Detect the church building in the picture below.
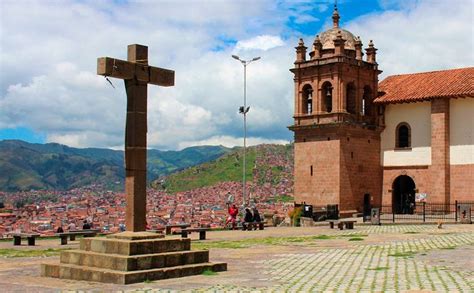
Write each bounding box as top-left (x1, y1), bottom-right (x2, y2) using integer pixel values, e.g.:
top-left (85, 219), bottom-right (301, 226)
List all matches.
top-left (289, 6), bottom-right (473, 215)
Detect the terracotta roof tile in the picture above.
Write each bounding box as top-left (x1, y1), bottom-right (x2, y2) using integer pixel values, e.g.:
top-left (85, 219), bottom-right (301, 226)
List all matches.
top-left (375, 67), bottom-right (474, 104)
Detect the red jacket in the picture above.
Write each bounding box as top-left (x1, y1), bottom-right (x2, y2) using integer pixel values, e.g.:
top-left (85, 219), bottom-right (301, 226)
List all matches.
top-left (228, 206), bottom-right (238, 217)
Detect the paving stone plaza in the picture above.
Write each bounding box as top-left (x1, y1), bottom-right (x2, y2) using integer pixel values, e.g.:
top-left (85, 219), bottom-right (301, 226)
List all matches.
top-left (1, 224), bottom-right (473, 292)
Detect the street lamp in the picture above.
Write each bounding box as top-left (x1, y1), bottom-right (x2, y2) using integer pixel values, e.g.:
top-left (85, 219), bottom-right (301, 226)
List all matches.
top-left (232, 54), bottom-right (261, 207)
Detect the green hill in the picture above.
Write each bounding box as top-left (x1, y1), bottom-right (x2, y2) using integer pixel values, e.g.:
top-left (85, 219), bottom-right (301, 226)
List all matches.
top-left (158, 144), bottom-right (293, 193)
top-left (0, 140), bottom-right (230, 191)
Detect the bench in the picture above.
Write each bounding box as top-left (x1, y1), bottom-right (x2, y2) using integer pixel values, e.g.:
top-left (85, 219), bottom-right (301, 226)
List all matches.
top-left (328, 220), bottom-right (357, 230)
top-left (328, 220), bottom-right (339, 229)
top-left (147, 227), bottom-right (165, 234)
top-left (12, 233), bottom-right (40, 246)
top-left (57, 229), bottom-right (100, 245)
top-left (242, 221), bottom-right (265, 231)
top-left (165, 224), bottom-right (190, 235)
top-left (180, 228), bottom-right (210, 240)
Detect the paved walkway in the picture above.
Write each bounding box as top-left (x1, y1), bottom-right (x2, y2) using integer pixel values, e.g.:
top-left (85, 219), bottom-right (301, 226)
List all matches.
top-left (0, 224), bottom-right (473, 292)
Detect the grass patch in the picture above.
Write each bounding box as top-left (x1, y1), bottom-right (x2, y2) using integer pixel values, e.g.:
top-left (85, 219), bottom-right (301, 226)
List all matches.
top-left (404, 231), bottom-right (420, 234)
top-left (389, 251), bottom-right (416, 258)
top-left (193, 234), bottom-right (337, 250)
top-left (367, 266), bottom-right (389, 271)
top-left (348, 237), bottom-right (365, 241)
top-left (272, 194), bottom-right (294, 203)
top-left (440, 246), bottom-right (456, 250)
top-left (311, 234), bottom-right (333, 240)
top-left (0, 248), bottom-right (69, 258)
top-left (339, 234), bottom-right (368, 238)
top-left (164, 148), bottom-right (257, 193)
top-left (202, 269), bottom-right (218, 276)
top-left (143, 279), bottom-right (153, 283)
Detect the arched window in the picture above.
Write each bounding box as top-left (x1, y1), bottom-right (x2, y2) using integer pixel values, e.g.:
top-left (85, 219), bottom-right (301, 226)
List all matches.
top-left (302, 84), bottom-right (313, 114)
top-left (322, 82), bottom-right (333, 113)
top-left (362, 86), bottom-right (372, 116)
top-left (396, 122), bottom-right (411, 148)
top-left (346, 82), bottom-right (356, 114)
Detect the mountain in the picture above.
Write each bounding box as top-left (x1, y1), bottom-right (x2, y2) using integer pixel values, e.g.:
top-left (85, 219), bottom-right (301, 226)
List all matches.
top-left (0, 140), bottom-right (230, 191)
top-left (158, 144), bottom-right (294, 194)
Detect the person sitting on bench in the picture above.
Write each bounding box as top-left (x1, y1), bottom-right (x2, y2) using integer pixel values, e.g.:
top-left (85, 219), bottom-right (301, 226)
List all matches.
top-left (243, 208), bottom-right (254, 230)
top-left (82, 220), bottom-right (91, 230)
top-left (252, 208), bottom-right (261, 230)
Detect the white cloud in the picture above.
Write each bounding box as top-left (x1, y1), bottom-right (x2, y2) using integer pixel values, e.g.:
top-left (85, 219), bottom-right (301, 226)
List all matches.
top-left (1, 0), bottom-right (473, 151)
top-left (235, 35), bottom-right (285, 51)
top-left (346, 0), bottom-right (474, 78)
top-left (178, 135), bottom-right (289, 150)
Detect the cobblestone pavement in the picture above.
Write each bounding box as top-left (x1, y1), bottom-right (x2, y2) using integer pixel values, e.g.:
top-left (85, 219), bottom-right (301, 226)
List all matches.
top-left (1, 225), bottom-right (473, 292)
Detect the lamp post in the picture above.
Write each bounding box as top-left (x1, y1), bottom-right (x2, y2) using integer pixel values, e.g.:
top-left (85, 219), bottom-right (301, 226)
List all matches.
top-left (232, 55), bottom-right (260, 207)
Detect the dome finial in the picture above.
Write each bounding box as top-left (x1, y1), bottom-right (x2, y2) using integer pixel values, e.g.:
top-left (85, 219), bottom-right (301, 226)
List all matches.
top-left (332, 1), bottom-right (340, 28)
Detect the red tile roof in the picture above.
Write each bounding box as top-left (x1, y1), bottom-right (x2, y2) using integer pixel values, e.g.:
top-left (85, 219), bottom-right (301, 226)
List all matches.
top-left (375, 67), bottom-right (474, 104)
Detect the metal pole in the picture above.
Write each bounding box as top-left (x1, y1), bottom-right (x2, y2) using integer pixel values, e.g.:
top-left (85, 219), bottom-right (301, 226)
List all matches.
top-left (243, 62), bottom-right (247, 207)
top-left (455, 200), bottom-right (458, 222)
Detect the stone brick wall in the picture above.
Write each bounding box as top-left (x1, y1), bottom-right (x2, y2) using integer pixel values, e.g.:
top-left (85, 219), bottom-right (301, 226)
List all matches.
top-left (339, 127), bottom-right (382, 211)
top-left (294, 137), bottom-right (340, 206)
top-left (294, 125), bottom-right (382, 212)
top-left (430, 99), bottom-right (450, 204)
top-left (450, 164), bottom-right (474, 203)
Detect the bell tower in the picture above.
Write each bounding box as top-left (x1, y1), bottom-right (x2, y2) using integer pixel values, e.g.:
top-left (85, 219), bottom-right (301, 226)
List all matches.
top-left (289, 5), bottom-right (383, 215)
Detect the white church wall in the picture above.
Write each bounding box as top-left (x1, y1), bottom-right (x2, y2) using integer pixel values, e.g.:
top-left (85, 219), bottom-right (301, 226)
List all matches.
top-left (381, 101), bottom-right (431, 166)
top-left (450, 98), bottom-right (474, 165)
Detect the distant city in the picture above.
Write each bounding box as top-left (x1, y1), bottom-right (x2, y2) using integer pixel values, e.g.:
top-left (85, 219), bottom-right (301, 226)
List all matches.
top-left (0, 144), bottom-right (294, 236)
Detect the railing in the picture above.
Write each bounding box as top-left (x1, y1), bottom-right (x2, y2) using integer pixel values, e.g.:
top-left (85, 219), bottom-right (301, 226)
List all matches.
top-left (375, 201), bottom-right (473, 223)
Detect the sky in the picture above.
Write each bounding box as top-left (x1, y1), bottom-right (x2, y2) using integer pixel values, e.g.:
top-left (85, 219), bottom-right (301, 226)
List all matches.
top-left (0, 0), bottom-right (472, 150)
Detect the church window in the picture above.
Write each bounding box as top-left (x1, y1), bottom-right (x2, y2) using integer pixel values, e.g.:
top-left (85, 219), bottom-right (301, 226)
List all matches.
top-left (322, 82), bottom-right (333, 113)
top-left (310, 165), bottom-right (313, 176)
top-left (302, 84), bottom-right (313, 114)
top-left (396, 122), bottom-right (411, 148)
top-left (346, 82), bottom-right (356, 114)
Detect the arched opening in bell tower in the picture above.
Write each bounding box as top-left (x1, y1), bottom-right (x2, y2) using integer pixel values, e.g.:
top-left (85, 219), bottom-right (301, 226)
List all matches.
top-left (362, 86), bottom-right (372, 116)
top-left (322, 82), bottom-right (333, 113)
top-left (302, 84), bottom-right (313, 114)
top-left (346, 82), bottom-right (356, 114)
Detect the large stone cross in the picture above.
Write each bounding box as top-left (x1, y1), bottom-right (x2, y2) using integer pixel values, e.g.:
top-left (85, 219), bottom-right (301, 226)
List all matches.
top-left (97, 44), bottom-right (174, 232)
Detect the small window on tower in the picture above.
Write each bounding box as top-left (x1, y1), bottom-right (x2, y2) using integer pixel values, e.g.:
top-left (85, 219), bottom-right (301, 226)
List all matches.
top-left (396, 122), bottom-right (411, 148)
top-left (310, 165), bottom-right (313, 176)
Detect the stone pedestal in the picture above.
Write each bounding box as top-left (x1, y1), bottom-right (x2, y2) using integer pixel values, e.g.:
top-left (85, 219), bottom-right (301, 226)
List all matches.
top-left (41, 232), bottom-right (226, 284)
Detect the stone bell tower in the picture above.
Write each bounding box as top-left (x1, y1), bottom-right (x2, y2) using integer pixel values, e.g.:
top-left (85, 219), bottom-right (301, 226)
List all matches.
top-left (289, 6), bottom-right (383, 215)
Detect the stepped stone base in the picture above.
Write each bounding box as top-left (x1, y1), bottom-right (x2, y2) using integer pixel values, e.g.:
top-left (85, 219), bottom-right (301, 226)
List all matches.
top-left (41, 232), bottom-right (227, 284)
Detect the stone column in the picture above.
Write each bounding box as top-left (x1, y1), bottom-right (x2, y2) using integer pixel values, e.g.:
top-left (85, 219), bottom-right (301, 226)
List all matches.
top-left (430, 98), bottom-right (450, 204)
top-left (124, 45), bottom-right (148, 232)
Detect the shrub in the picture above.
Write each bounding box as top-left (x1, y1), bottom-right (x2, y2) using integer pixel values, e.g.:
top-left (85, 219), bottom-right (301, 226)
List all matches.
top-left (288, 207), bottom-right (303, 226)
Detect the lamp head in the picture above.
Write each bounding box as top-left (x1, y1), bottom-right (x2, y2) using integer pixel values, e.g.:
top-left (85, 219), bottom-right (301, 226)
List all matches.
top-left (252, 57), bottom-right (261, 61)
top-left (232, 55), bottom-right (240, 60)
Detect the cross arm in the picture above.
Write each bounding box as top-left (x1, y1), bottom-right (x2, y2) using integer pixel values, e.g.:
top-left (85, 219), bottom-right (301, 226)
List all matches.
top-left (97, 57), bottom-right (174, 87)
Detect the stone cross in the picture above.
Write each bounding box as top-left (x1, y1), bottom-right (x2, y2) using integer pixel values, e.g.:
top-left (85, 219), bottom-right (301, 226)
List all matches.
top-left (97, 44), bottom-right (174, 232)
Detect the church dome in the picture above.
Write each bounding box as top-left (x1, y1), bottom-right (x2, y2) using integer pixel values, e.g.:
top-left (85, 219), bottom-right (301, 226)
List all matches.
top-left (313, 5), bottom-right (358, 51)
top-left (318, 28), bottom-right (357, 50)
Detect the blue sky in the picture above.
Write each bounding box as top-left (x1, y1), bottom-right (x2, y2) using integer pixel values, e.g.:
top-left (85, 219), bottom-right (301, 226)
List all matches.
top-left (0, 0), bottom-right (472, 149)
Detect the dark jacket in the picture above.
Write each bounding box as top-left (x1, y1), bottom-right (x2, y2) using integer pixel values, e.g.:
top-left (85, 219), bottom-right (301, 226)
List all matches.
top-left (253, 210), bottom-right (261, 222)
top-left (244, 209), bottom-right (253, 222)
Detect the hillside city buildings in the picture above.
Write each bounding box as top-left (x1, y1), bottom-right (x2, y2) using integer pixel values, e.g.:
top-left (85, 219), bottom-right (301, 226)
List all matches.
top-left (0, 145), bottom-right (293, 236)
